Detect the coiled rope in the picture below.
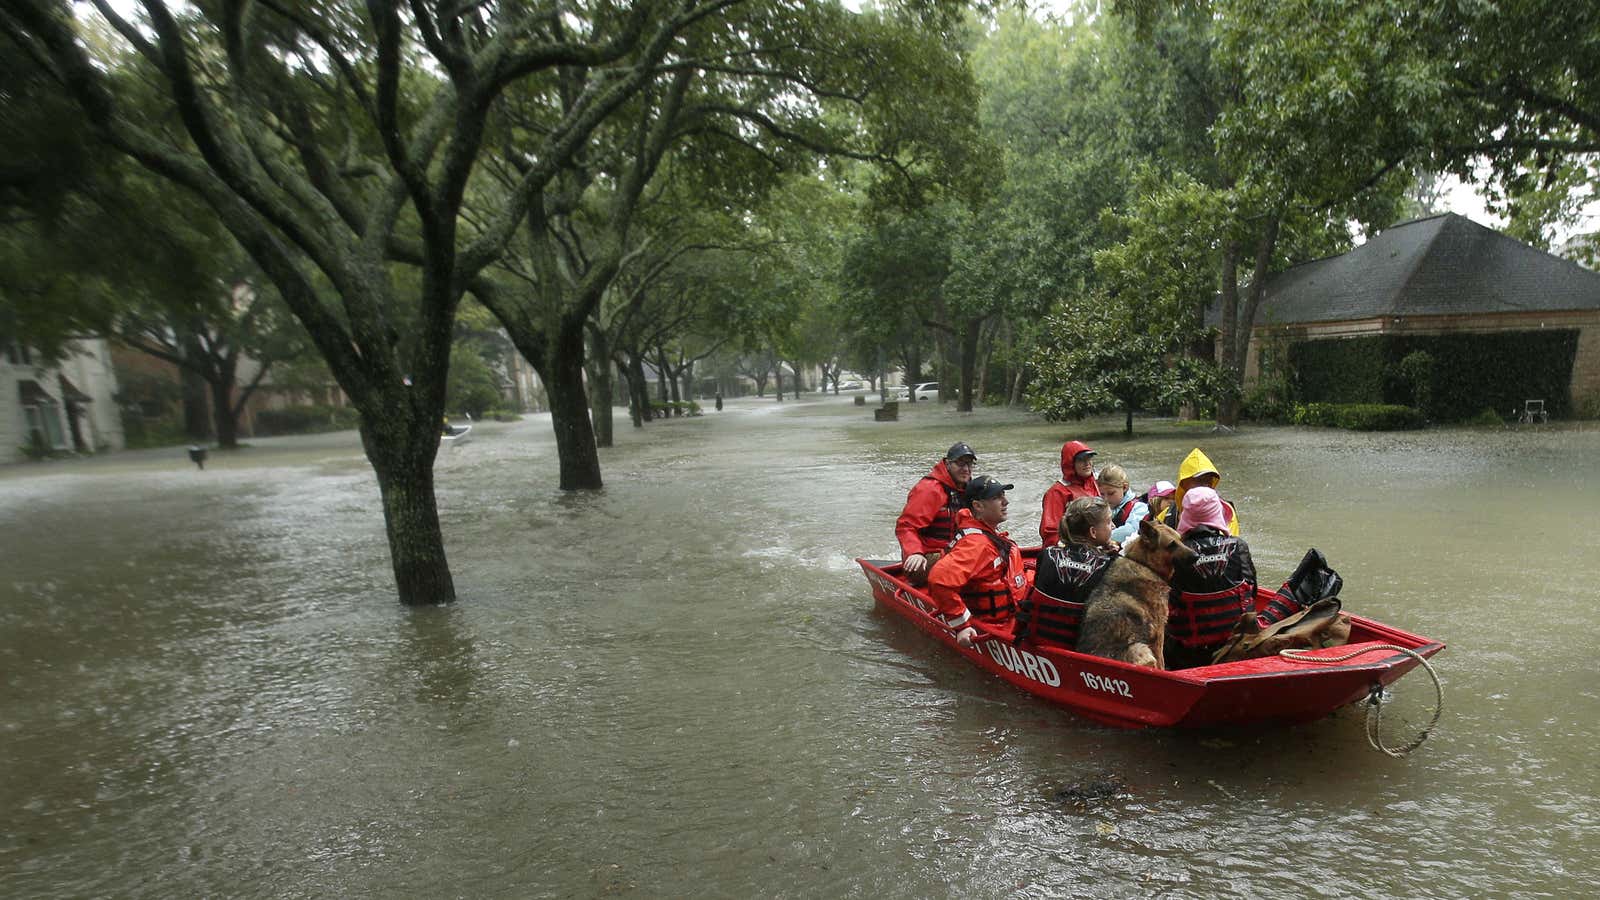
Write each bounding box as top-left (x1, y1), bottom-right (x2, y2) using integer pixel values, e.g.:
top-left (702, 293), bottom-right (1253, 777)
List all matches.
top-left (1279, 644), bottom-right (1443, 757)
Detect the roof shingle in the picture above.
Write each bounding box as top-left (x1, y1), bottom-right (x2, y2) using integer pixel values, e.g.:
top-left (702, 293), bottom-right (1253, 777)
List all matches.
top-left (1253, 213), bottom-right (1600, 327)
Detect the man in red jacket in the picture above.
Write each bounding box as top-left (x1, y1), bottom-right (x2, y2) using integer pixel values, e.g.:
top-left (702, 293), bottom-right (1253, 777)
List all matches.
top-left (927, 475), bottom-right (1031, 648)
top-left (1039, 440), bottom-right (1100, 546)
top-left (895, 442), bottom-right (976, 585)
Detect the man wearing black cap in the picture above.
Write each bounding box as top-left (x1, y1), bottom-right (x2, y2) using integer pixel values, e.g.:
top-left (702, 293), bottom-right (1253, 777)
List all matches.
top-left (894, 441), bottom-right (977, 586)
top-left (926, 475), bottom-right (1031, 647)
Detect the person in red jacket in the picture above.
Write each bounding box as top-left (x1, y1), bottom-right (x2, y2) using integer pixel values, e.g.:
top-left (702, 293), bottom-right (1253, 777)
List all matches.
top-left (1039, 440), bottom-right (1100, 546)
top-left (895, 442), bottom-right (976, 585)
top-left (927, 475), bottom-right (1031, 648)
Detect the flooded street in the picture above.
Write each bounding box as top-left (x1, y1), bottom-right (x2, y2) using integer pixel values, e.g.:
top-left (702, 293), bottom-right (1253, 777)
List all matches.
top-left (2, 398), bottom-right (1597, 897)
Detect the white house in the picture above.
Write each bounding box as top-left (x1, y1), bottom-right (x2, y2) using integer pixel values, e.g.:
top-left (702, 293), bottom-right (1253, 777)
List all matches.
top-left (3, 339), bottom-right (125, 462)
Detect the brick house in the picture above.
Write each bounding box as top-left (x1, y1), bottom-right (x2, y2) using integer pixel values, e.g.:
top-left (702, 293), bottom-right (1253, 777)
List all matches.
top-left (1241, 213), bottom-right (1600, 414)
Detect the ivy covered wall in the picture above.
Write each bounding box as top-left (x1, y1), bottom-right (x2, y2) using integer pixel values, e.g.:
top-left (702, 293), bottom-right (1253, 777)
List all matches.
top-left (1287, 330), bottom-right (1580, 420)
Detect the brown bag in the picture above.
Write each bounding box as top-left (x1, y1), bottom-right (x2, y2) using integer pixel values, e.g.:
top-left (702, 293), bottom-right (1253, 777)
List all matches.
top-left (1210, 597), bottom-right (1352, 664)
top-left (904, 551), bottom-right (943, 587)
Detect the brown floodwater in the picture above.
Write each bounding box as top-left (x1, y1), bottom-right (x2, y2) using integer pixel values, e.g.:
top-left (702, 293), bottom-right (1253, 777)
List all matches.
top-left (2, 397), bottom-right (1596, 897)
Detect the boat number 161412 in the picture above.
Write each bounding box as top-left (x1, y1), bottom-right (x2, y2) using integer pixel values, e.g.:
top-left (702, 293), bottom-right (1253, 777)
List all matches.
top-left (1080, 672), bottom-right (1133, 697)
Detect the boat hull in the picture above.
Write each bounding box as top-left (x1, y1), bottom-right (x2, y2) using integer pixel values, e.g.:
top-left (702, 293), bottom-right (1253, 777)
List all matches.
top-left (858, 556), bottom-right (1444, 729)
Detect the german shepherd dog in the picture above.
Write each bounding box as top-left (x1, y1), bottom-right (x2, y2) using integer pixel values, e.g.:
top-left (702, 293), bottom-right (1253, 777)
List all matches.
top-left (1076, 518), bottom-right (1197, 669)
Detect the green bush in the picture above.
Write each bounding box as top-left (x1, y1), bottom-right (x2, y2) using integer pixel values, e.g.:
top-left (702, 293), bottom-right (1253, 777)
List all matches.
top-left (120, 410), bottom-right (189, 449)
top-left (1395, 350), bottom-right (1434, 415)
top-left (1463, 407), bottom-right (1507, 426)
top-left (1333, 404), bottom-right (1425, 430)
top-left (487, 409), bottom-right (521, 422)
top-left (1288, 330), bottom-right (1579, 422)
top-left (1241, 374), bottom-right (1293, 423)
top-left (1290, 402), bottom-right (1339, 427)
top-left (255, 405), bottom-right (360, 436)
top-left (1291, 402), bottom-right (1423, 430)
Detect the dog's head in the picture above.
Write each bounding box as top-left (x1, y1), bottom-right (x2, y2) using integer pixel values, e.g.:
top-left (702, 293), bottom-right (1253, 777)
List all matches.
top-left (1128, 517), bottom-right (1197, 581)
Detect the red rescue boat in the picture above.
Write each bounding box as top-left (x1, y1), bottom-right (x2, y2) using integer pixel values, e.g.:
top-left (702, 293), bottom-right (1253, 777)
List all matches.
top-left (857, 554), bottom-right (1445, 730)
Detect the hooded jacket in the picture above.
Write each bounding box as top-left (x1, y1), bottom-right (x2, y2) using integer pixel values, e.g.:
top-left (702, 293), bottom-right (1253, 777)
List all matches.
top-left (1039, 440), bottom-right (1101, 546)
top-left (1162, 448), bottom-right (1240, 537)
top-left (926, 509), bottom-right (1030, 631)
top-left (895, 459), bottom-right (965, 560)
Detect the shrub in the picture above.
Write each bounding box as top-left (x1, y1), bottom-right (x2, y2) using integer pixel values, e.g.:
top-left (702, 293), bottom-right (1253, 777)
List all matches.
top-left (1291, 402), bottom-right (1423, 430)
top-left (1463, 408), bottom-right (1507, 426)
top-left (1290, 402), bottom-right (1339, 427)
top-left (1395, 350), bottom-right (1434, 416)
top-left (1333, 404), bottom-right (1425, 430)
top-left (120, 409), bottom-right (189, 449)
top-left (255, 405), bottom-right (360, 436)
top-left (1242, 374), bottom-right (1293, 423)
top-left (1289, 330), bottom-right (1578, 421)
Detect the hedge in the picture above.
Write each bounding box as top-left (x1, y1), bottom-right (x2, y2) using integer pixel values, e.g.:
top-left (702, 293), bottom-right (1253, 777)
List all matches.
top-left (1287, 330), bottom-right (1579, 421)
top-left (1291, 402), bottom-right (1425, 430)
top-left (255, 405), bottom-right (360, 436)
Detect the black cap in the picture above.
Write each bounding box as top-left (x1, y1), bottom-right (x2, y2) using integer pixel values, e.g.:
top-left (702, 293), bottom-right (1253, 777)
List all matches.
top-left (946, 441), bottom-right (977, 462)
top-left (962, 474), bottom-right (1013, 505)
top-left (1074, 449), bottom-right (1097, 460)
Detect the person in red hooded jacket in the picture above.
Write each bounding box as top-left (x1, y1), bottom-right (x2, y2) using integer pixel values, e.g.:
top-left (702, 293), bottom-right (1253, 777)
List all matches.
top-left (927, 475), bottom-right (1031, 647)
top-left (1039, 440), bottom-right (1100, 546)
top-left (895, 442), bottom-right (976, 585)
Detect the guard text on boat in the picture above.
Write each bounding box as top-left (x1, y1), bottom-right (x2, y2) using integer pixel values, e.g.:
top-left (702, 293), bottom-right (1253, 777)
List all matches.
top-left (983, 642), bottom-right (1061, 687)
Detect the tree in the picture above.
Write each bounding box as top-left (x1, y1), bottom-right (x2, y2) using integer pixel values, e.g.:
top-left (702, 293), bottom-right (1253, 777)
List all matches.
top-left (1030, 175), bottom-right (1232, 434)
top-left (1031, 304), bottom-right (1229, 436)
top-left (1210, 0), bottom-right (1600, 271)
top-left (118, 279), bottom-right (312, 449)
top-left (468, 1), bottom-right (980, 485)
top-left (7, 0), bottom-right (795, 604)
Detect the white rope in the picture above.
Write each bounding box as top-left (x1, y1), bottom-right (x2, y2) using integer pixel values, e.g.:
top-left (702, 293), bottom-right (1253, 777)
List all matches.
top-left (1279, 644), bottom-right (1443, 757)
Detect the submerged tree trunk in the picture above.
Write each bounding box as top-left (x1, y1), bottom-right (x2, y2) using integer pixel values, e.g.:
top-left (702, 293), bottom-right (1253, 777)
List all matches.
top-left (957, 316), bottom-right (982, 413)
top-left (774, 364), bottom-right (785, 401)
top-left (588, 359), bottom-right (615, 449)
top-left (623, 356), bottom-right (645, 429)
top-left (587, 327), bottom-right (615, 448)
top-left (210, 377), bottom-right (239, 449)
top-left (627, 354), bottom-right (652, 423)
top-left (361, 418), bottom-right (456, 605)
top-left (543, 326), bottom-right (604, 490)
top-left (1008, 367), bottom-right (1028, 407)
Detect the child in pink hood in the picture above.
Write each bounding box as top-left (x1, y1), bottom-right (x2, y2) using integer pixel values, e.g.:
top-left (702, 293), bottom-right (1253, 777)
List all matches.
top-left (1167, 486), bottom-right (1257, 669)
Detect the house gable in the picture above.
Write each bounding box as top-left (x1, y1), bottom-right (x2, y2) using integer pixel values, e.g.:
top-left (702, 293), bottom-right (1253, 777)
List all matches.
top-left (1254, 213), bottom-right (1600, 328)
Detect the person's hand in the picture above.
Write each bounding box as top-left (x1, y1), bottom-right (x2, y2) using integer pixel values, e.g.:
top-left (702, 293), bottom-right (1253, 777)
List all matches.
top-left (1107, 539), bottom-right (1122, 555)
top-left (955, 626), bottom-right (978, 648)
top-left (903, 553), bottom-right (929, 576)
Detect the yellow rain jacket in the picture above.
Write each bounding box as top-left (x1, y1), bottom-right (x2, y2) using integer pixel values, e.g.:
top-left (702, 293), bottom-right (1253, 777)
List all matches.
top-left (1166, 448), bottom-right (1241, 536)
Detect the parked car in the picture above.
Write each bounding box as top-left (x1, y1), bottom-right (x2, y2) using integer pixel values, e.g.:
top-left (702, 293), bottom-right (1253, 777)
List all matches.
top-left (899, 381), bottom-right (939, 401)
top-left (837, 380), bottom-right (863, 391)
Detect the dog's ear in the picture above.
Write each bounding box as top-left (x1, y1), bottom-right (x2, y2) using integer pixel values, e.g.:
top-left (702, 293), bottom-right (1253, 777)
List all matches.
top-left (1138, 517), bottom-right (1157, 542)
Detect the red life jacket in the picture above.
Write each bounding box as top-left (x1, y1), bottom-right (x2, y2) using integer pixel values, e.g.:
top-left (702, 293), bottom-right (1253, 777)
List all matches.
top-left (1111, 496), bottom-right (1136, 528)
top-left (1168, 581), bottom-right (1254, 648)
top-left (917, 476), bottom-right (963, 550)
top-left (951, 526), bottom-right (1025, 623)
